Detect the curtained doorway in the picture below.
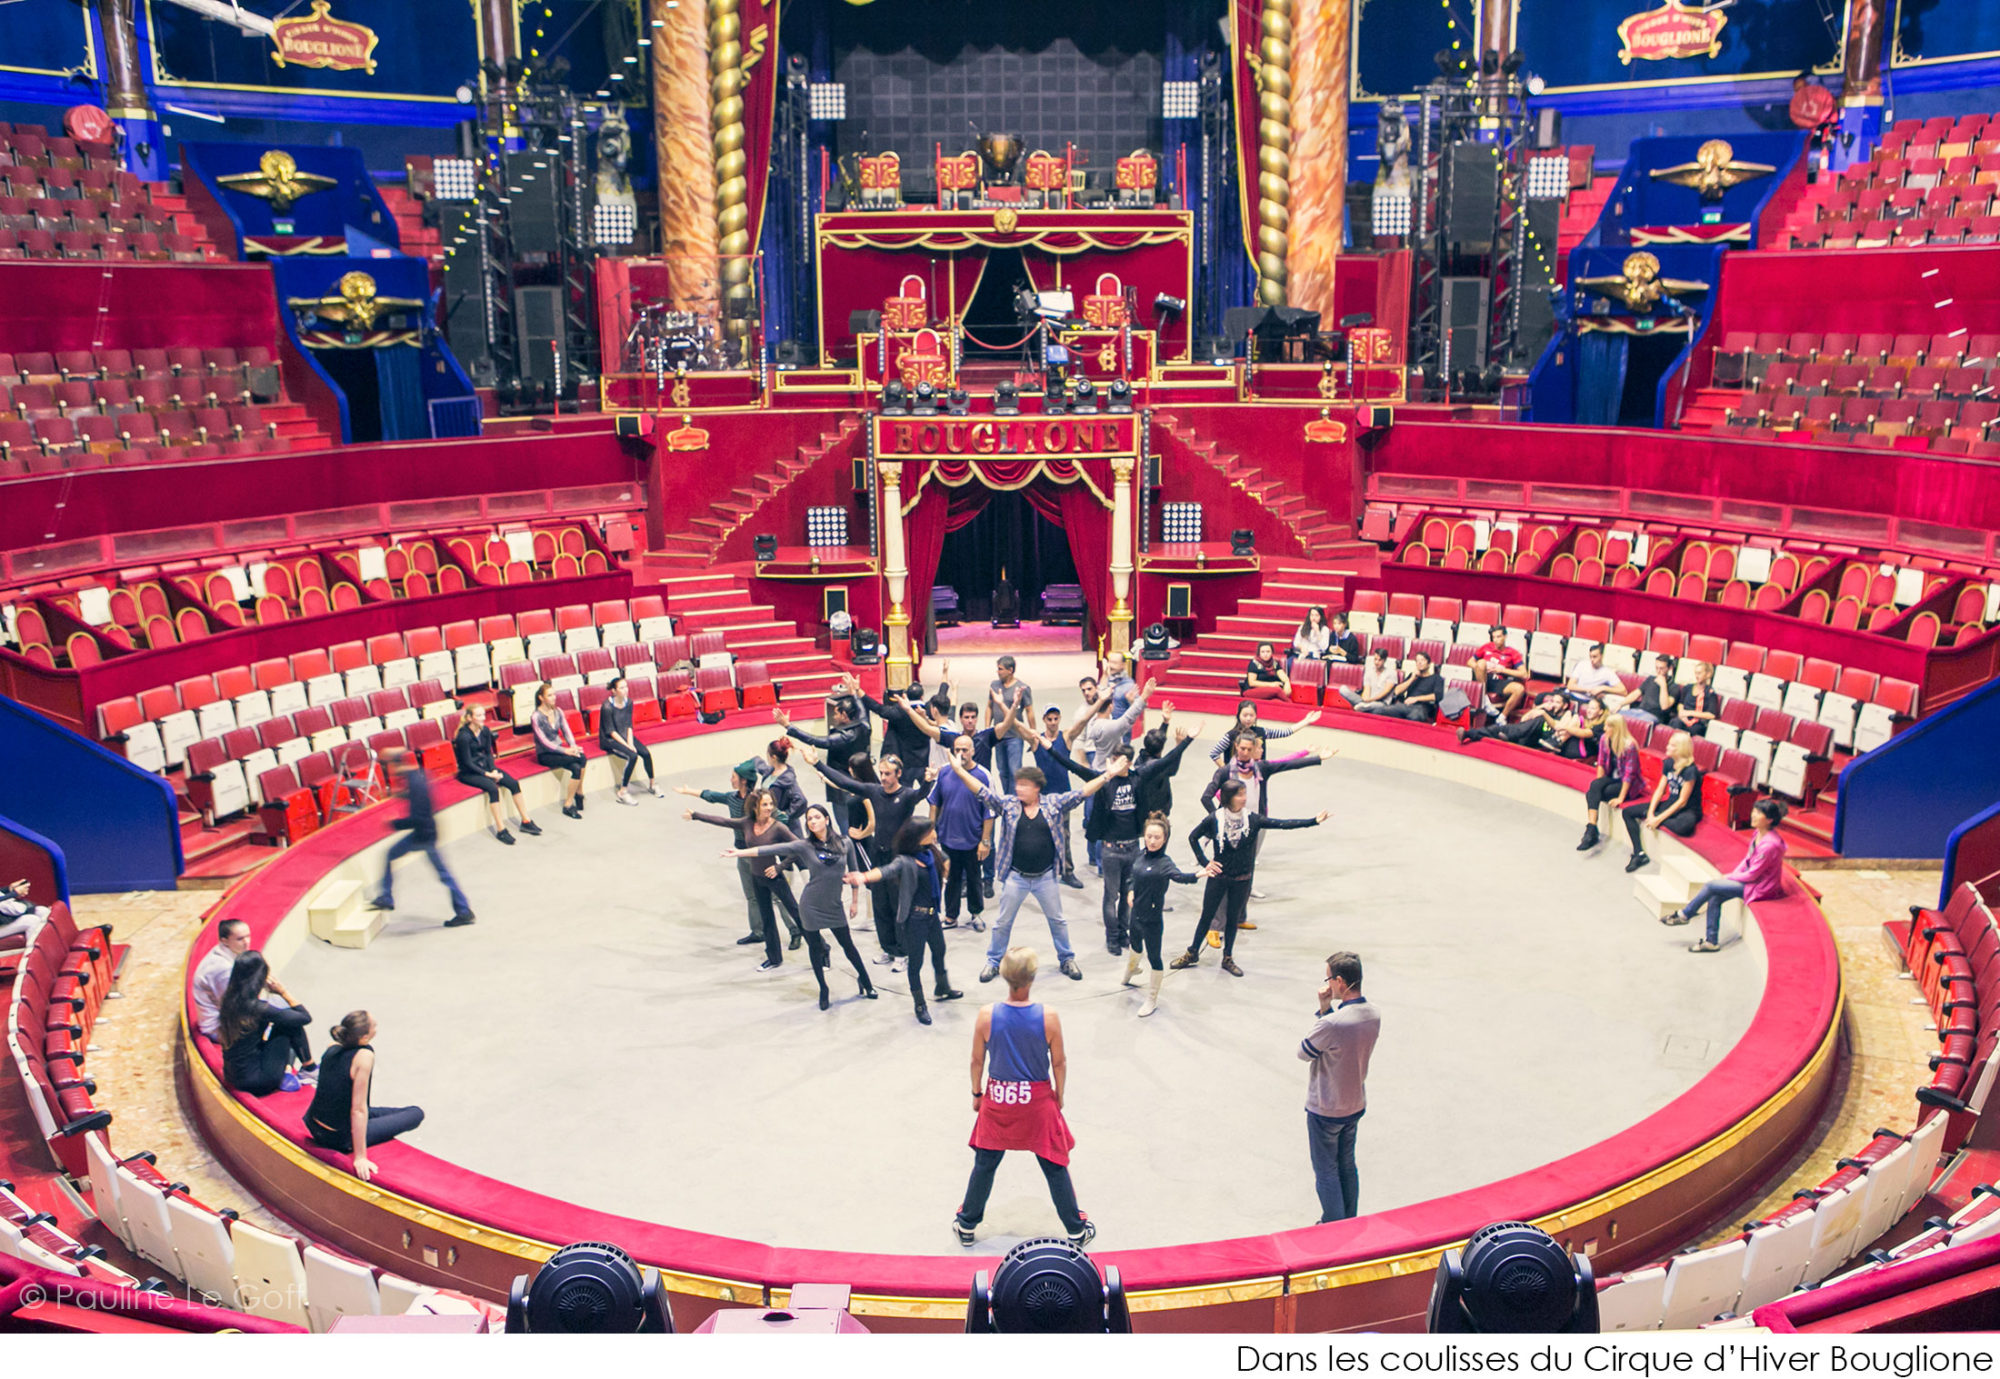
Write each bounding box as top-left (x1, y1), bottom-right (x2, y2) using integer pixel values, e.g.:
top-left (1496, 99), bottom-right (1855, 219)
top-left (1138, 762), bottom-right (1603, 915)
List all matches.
top-left (937, 489), bottom-right (1080, 623)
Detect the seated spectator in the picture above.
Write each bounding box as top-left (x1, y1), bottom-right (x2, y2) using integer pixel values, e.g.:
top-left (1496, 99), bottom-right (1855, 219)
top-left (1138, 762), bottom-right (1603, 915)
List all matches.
top-left (1673, 662), bottom-right (1723, 735)
top-left (1467, 628), bottom-right (1528, 722)
top-left (1337, 649), bottom-right (1398, 710)
top-left (1666, 800), bottom-right (1789, 953)
top-left (1353, 652), bottom-right (1443, 722)
top-left (1458, 691), bottom-right (1569, 750)
top-left (305, 1011), bottom-right (423, 1183)
top-left (1622, 654), bottom-right (1682, 726)
top-left (1290, 606), bottom-right (1332, 666)
top-left (0, 879), bottom-right (51, 947)
top-left (1623, 730), bottom-right (1703, 872)
top-left (1564, 643), bottom-right (1625, 706)
top-left (1578, 713), bottom-right (1642, 852)
top-left (191, 917), bottom-right (252, 1041)
top-left (217, 950), bottom-right (313, 1096)
top-left (1326, 612), bottom-right (1362, 665)
top-left (1240, 641), bottom-right (1290, 699)
top-left (598, 676), bottom-right (663, 805)
top-left (1549, 697), bottom-right (1605, 761)
top-left (454, 703), bottom-right (540, 843)
top-left (530, 682), bottom-right (588, 819)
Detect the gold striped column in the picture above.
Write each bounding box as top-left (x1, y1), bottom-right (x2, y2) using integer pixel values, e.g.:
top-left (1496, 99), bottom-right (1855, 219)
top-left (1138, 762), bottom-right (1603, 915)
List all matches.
top-left (651, 0), bottom-right (718, 317)
top-left (710, 0), bottom-right (754, 336)
top-left (1287, 0), bottom-right (1349, 323)
top-left (1256, 0), bottom-right (1294, 307)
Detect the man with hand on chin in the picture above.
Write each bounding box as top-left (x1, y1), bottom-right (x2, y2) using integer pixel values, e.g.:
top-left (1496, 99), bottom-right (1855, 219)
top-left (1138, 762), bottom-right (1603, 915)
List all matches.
top-left (1299, 951), bottom-right (1380, 1224)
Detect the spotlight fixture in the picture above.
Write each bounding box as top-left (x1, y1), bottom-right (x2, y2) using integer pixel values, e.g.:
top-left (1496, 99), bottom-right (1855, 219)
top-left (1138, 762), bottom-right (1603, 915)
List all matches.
top-left (966, 1239), bottom-right (1131, 1334)
top-left (882, 379), bottom-right (907, 414)
top-left (506, 1243), bottom-right (674, 1334)
top-left (994, 380), bottom-right (1020, 415)
top-left (1229, 528), bottom-right (1255, 557)
top-left (753, 533), bottom-right (778, 562)
top-left (913, 380), bottom-right (938, 415)
top-left (591, 200), bottom-right (637, 246)
top-left (1161, 501), bottom-right (1202, 544)
top-left (947, 387), bottom-right (970, 416)
top-left (1071, 376), bottom-right (1097, 414)
top-left (1161, 80), bottom-right (1200, 119)
top-left (1140, 622), bottom-right (1173, 660)
top-left (1481, 48), bottom-right (1501, 77)
top-left (850, 627), bottom-right (882, 664)
top-left (805, 506), bottom-right (849, 548)
top-left (1153, 293), bottom-right (1186, 317)
top-left (1428, 1222), bottom-right (1598, 1334)
top-left (431, 157), bottom-right (478, 201)
top-left (1106, 378), bottom-right (1132, 413)
top-left (808, 82), bottom-right (848, 121)
top-left (1502, 49), bottom-right (1527, 77)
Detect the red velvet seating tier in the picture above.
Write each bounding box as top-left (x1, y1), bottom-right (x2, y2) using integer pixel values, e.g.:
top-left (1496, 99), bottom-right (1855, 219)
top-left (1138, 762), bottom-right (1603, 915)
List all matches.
top-left (183, 707), bottom-right (1841, 1332)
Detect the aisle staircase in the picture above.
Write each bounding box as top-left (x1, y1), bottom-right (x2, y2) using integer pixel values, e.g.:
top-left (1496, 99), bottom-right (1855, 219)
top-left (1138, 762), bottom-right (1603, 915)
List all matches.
top-left (1144, 558), bottom-right (1367, 701)
top-left (1155, 416), bottom-right (1372, 562)
top-left (652, 418), bottom-right (861, 565)
top-left (1554, 174), bottom-right (1618, 282)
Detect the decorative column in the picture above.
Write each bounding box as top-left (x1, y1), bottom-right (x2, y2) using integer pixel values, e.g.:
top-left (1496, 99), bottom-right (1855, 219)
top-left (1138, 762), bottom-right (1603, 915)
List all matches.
top-left (96, 0), bottom-right (165, 180)
top-left (1254, 0), bottom-right (1293, 307)
top-left (1286, 0), bottom-right (1349, 324)
top-left (710, 0), bottom-right (755, 339)
top-left (1839, 0), bottom-right (1890, 164)
top-left (1108, 455), bottom-right (1136, 656)
top-left (881, 461), bottom-right (912, 689)
top-left (651, 0), bottom-right (718, 315)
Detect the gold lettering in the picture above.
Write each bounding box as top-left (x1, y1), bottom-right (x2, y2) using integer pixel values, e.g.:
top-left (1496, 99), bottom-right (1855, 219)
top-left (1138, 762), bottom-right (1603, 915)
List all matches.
top-left (944, 422), bottom-right (967, 454)
top-left (891, 422), bottom-right (914, 454)
top-left (1042, 421), bottom-right (1070, 453)
top-left (918, 423), bottom-right (942, 454)
top-left (970, 421), bottom-right (996, 454)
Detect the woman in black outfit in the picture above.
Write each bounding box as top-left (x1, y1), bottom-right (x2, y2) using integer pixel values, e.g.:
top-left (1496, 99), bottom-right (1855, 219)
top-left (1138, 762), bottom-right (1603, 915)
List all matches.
top-left (727, 803), bottom-right (877, 1010)
top-left (1623, 730), bottom-right (1705, 872)
top-left (1122, 812), bottom-right (1199, 1017)
top-left (689, 789), bottom-right (804, 967)
top-left (598, 676), bottom-right (662, 805)
top-left (1173, 780), bottom-right (1327, 976)
top-left (530, 682), bottom-right (588, 818)
top-left (453, 703), bottom-right (540, 843)
top-left (848, 817), bottom-right (961, 1025)
top-left (760, 737), bottom-right (812, 823)
top-left (218, 950), bottom-right (314, 1095)
top-left (305, 1011), bottom-right (423, 1184)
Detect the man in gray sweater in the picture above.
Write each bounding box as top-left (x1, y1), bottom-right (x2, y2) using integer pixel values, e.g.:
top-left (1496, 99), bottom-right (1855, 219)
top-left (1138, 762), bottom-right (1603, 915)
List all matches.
top-left (1298, 951), bottom-right (1380, 1224)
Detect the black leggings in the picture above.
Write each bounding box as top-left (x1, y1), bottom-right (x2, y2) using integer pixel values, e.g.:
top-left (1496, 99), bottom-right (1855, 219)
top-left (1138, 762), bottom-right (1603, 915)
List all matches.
top-left (1190, 874), bottom-right (1253, 957)
top-left (308, 1104), bottom-right (426, 1153)
top-left (1623, 802), bottom-right (1698, 852)
top-left (803, 925), bottom-right (872, 994)
top-left (943, 844), bottom-right (985, 919)
top-left (456, 768), bottom-right (520, 803)
top-left (1464, 720), bottom-right (1545, 748)
top-left (602, 740), bottom-right (654, 787)
top-left (535, 748), bottom-right (586, 777)
top-left (902, 905), bottom-right (950, 1010)
top-left (1129, 914), bottom-right (1165, 970)
top-left (956, 1147), bottom-right (1083, 1234)
top-left (1584, 777), bottom-right (1630, 813)
top-left (227, 1023), bottom-right (311, 1097)
top-left (754, 875), bottom-right (805, 962)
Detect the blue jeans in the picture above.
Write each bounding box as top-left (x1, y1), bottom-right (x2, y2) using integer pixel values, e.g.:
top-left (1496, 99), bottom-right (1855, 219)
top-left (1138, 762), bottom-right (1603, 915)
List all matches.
top-left (1307, 1110), bottom-right (1363, 1223)
top-left (1681, 879), bottom-right (1745, 944)
top-left (993, 734), bottom-right (1024, 795)
top-left (376, 833), bottom-right (470, 916)
top-left (987, 870), bottom-right (1074, 966)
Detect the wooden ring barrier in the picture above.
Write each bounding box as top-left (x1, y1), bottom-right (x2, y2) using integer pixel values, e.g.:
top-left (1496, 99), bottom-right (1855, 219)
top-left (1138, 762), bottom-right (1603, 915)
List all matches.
top-left (182, 714), bottom-right (1842, 1332)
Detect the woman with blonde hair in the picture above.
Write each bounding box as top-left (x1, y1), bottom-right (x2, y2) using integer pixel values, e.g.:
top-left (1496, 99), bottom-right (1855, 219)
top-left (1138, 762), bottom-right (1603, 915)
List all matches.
top-left (453, 702), bottom-right (539, 843)
top-left (1622, 730), bottom-right (1704, 872)
top-left (1578, 712), bottom-right (1642, 853)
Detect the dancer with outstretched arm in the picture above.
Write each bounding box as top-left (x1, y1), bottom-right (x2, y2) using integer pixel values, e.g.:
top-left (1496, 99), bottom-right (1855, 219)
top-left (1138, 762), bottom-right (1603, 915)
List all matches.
top-left (1174, 780), bottom-right (1328, 976)
top-left (1122, 812), bottom-right (1201, 1017)
top-left (686, 789), bottom-right (802, 970)
top-left (847, 817), bottom-right (962, 1025)
top-left (726, 803), bottom-right (878, 1009)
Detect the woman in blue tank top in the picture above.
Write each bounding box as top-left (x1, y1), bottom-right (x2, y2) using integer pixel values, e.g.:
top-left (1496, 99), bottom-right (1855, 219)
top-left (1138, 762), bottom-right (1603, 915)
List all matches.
top-left (952, 946), bottom-right (1093, 1248)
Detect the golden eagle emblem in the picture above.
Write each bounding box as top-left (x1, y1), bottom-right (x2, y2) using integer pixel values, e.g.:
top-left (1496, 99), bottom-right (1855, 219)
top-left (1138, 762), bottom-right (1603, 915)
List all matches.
top-left (1648, 139), bottom-right (1775, 202)
top-left (1574, 252), bottom-right (1708, 314)
top-left (287, 271), bottom-right (423, 334)
top-left (216, 150), bottom-right (338, 214)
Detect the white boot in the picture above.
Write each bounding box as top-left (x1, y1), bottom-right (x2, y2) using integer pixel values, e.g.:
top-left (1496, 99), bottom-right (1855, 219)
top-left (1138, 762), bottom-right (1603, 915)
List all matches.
top-left (1121, 949), bottom-right (1143, 988)
top-left (1139, 969), bottom-right (1163, 1018)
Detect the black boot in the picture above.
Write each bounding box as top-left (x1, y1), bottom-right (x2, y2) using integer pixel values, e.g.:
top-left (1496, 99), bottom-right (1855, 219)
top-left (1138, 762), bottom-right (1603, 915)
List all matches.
top-left (1577, 824), bottom-right (1599, 851)
top-left (818, 982), bottom-right (831, 1011)
top-left (1625, 851), bottom-right (1651, 873)
top-left (935, 974), bottom-right (964, 1000)
top-left (914, 998), bottom-right (932, 1026)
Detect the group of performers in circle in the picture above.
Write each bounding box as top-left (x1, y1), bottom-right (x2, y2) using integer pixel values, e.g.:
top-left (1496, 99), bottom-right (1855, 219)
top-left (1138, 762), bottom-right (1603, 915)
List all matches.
top-left (678, 658), bottom-right (1332, 1025)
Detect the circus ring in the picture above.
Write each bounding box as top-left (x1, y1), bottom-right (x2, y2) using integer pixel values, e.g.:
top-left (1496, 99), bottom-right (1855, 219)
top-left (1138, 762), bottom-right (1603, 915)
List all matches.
top-left (178, 711), bottom-right (1841, 1333)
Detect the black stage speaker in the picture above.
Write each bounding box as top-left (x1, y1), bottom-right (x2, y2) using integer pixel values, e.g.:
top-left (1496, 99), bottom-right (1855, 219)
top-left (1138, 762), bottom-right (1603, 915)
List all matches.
top-left (1165, 583), bottom-right (1192, 619)
top-left (849, 309), bottom-right (883, 335)
top-left (504, 152), bottom-right (564, 257)
top-left (438, 203), bottom-right (490, 369)
top-left (1521, 200), bottom-right (1561, 288)
top-left (1531, 108), bottom-right (1564, 151)
top-left (514, 285), bottom-right (566, 387)
top-left (852, 457), bottom-right (869, 493)
top-left (1517, 290), bottom-right (1558, 366)
top-left (1346, 182), bottom-right (1376, 251)
top-left (1143, 454), bottom-right (1161, 489)
top-left (823, 586), bottom-right (849, 621)
top-left (1447, 143), bottom-right (1501, 254)
top-left (1440, 277), bottom-right (1490, 374)
top-left (615, 415), bottom-right (643, 439)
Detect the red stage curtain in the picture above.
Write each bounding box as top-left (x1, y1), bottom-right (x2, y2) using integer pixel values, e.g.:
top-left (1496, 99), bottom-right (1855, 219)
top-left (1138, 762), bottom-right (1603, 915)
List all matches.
top-left (902, 481), bottom-right (953, 666)
top-left (1057, 481), bottom-right (1113, 649)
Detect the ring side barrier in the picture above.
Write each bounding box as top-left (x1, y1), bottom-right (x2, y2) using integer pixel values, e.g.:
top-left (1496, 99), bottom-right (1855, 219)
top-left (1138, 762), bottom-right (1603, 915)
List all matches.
top-left (1836, 679), bottom-right (2000, 858)
top-left (0, 696), bottom-right (181, 893)
top-left (183, 710), bottom-right (1843, 1332)
top-left (0, 1254), bottom-right (299, 1334)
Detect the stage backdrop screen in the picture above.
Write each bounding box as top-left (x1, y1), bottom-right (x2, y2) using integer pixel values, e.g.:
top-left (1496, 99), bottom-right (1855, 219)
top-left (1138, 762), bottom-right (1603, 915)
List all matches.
top-left (1894, 0), bottom-right (2000, 68)
top-left (1516, 0), bottom-right (1841, 93)
top-left (145, 0), bottom-right (481, 106)
top-left (830, 0), bottom-right (1166, 181)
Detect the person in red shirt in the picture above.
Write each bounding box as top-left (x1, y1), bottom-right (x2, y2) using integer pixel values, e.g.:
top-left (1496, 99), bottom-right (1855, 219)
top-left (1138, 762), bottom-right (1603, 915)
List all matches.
top-left (1468, 629), bottom-right (1528, 722)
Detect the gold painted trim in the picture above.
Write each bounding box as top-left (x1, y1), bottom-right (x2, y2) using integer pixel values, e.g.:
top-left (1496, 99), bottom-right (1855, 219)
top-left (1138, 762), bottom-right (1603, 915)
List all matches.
top-left (1889, 0), bottom-right (2000, 68)
top-left (1, 0), bottom-right (98, 82)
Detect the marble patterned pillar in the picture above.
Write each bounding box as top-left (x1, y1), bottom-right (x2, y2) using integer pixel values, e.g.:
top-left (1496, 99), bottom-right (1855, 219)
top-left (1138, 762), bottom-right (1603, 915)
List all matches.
top-left (651, 0), bottom-right (719, 313)
top-left (1287, 0), bottom-right (1349, 324)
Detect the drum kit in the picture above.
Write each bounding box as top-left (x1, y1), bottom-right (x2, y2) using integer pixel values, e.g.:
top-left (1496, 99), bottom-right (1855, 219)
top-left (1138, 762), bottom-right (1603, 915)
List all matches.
top-left (624, 303), bottom-right (730, 373)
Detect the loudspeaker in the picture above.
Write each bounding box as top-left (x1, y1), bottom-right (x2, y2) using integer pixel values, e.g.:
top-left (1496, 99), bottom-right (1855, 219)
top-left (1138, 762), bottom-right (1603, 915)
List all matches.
top-left (1143, 454), bottom-right (1161, 489)
top-left (504, 152), bottom-right (564, 257)
top-left (823, 586), bottom-right (849, 621)
top-left (615, 414), bottom-right (643, 438)
top-left (245, 363), bottom-right (282, 402)
top-left (1516, 290), bottom-right (1558, 365)
top-left (1531, 108), bottom-right (1563, 151)
top-left (438, 203), bottom-right (491, 369)
top-left (849, 309), bottom-right (882, 335)
top-left (1440, 277), bottom-right (1489, 374)
top-left (852, 457), bottom-right (869, 493)
top-left (1447, 143), bottom-right (1501, 254)
top-left (1222, 306), bottom-right (1267, 340)
top-left (1354, 403), bottom-right (1394, 430)
top-left (1346, 182), bottom-right (1376, 251)
top-left (1165, 583), bottom-right (1192, 619)
top-left (514, 285), bottom-right (566, 386)
top-left (1521, 200), bottom-right (1561, 288)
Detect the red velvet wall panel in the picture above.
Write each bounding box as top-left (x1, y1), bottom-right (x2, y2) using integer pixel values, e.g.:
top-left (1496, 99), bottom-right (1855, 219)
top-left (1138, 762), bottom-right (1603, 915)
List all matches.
top-left (0, 261), bottom-right (281, 353)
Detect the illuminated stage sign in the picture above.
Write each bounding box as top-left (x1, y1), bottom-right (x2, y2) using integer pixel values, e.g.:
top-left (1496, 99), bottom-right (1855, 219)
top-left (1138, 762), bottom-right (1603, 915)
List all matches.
top-left (875, 415), bottom-right (1137, 458)
top-left (1616, 0), bottom-right (1728, 64)
top-left (271, 1), bottom-right (381, 74)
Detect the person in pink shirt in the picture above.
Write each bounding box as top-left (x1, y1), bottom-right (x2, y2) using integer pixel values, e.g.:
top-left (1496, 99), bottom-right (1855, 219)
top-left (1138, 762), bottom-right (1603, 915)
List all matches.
top-left (1666, 799), bottom-right (1788, 953)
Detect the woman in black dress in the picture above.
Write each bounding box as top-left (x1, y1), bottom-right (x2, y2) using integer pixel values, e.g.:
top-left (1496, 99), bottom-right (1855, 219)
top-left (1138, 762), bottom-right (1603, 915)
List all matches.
top-left (688, 789), bottom-right (803, 968)
top-left (218, 950), bottom-right (314, 1095)
top-left (304, 1011), bottom-right (424, 1184)
top-left (1174, 780), bottom-right (1328, 977)
top-left (727, 804), bottom-right (877, 1009)
top-left (847, 817), bottom-right (962, 1025)
top-left (1120, 812), bottom-right (1200, 1017)
top-left (453, 703), bottom-right (540, 843)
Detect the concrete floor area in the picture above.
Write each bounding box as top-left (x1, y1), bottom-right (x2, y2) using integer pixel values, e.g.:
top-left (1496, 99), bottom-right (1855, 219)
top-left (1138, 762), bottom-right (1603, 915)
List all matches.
top-left (276, 724), bottom-right (1765, 1255)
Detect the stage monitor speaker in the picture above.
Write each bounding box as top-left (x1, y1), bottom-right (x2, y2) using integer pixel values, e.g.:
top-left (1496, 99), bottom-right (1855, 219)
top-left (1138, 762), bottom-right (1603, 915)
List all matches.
top-left (437, 203), bottom-right (491, 369)
top-left (615, 415), bottom-right (643, 439)
top-left (1440, 277), bottom-right (1490, 374)
top-left (823, 586), bottom-right (849, 622)
top-left (1516, 290), bottom-right (1558, 366)
top-left (1165, 583), bottom-right (1192, 620)
top-left (504, 152), bottom-right (564, 258)
top-left (1522, 200), bottom-right (1561, 288)
top-left (245, 363), bottom-right (282, 403)
top-left (1447, 143), bottom-right (1501, 254)
top-left (1222, 306), bottom-right (1268, 341)
top-left (852, 458), bottom-right (869, 493)
top-left (1346, 182), bottom-right (1376, 251)
top-left (1143, 454), bottom-right (1161, 489)
top-left (1532, 108), bottom-right (1563, 151)
top-left (514, 285), bottom-right (566, 387)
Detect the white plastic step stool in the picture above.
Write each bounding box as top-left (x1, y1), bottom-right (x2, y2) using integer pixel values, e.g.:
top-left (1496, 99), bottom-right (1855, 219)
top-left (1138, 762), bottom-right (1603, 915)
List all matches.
top-left (307, 880), bottom-right (380, 949)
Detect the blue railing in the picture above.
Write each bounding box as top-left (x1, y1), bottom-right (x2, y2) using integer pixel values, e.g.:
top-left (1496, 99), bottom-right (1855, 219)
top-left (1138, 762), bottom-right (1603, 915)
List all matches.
top-left (1835, 678), bottom-right (2000, 861)
top-left (0, 696), bottom-right (182, 893)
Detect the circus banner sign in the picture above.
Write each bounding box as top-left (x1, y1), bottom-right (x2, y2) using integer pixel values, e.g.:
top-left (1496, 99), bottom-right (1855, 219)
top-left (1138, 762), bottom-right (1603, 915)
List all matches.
top-left (271, 1), bottom-right (381, 74)
top-left (875, 415), bottom-right (1137, 459)
top-left (1616, 0), bottom-right (1728, 64)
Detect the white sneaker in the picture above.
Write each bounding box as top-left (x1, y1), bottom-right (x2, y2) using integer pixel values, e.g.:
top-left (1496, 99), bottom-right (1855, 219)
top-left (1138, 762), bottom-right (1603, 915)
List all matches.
top-left (650, 784), bottom-right (668, 798)
top-left (872, 951), bottom-right (897, 965)
top-left (1250, 889), bottom-right (1269, 901)
top-left (616, 789), bottom-right (638, 806)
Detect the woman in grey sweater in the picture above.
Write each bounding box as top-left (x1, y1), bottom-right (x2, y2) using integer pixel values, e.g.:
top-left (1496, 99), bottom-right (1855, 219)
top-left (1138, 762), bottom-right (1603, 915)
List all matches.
top-left (728, 804), bottom-right (877, 1010)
